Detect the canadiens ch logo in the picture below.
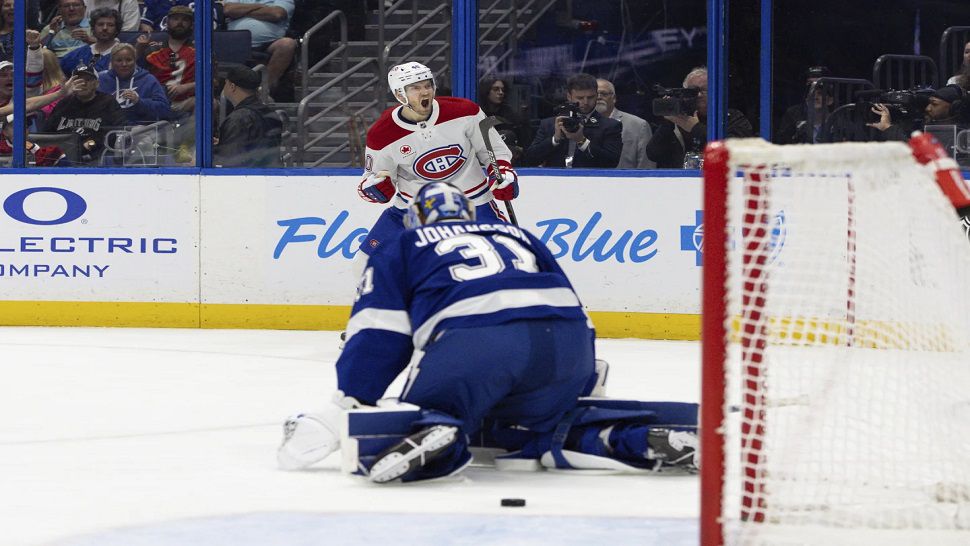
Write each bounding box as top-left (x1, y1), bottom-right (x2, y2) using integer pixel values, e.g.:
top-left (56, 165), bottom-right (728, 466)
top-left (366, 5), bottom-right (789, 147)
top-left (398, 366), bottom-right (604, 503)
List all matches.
top-left (413, 144), bottom-right (466, 181)
top-left (400, 144), bottom-right (414, 156)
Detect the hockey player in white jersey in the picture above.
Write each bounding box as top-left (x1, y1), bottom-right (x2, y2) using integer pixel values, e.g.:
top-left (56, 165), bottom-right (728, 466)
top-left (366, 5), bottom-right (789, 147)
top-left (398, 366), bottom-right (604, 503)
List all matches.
top-left (356, 62), bottom-right (520, 257)
top-left (278, 182), bottom-right (699, 483)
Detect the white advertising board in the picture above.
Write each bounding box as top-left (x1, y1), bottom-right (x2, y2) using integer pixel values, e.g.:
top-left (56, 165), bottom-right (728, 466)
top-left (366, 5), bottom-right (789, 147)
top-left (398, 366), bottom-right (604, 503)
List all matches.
top-left (0, 174), bottom-right (199, 302)
top-left (201, 175), bottom-right (704, 314)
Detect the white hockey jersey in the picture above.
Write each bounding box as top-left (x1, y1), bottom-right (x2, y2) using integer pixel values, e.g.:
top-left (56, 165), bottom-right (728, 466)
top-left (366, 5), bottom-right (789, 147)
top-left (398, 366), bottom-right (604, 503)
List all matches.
top-left (362, 97), bottom-right (514, 209)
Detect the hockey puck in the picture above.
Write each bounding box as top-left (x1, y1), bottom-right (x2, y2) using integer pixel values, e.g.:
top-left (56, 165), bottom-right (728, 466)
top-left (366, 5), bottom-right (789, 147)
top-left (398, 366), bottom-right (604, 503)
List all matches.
top-left (501, 498), bottom-right (526, 507)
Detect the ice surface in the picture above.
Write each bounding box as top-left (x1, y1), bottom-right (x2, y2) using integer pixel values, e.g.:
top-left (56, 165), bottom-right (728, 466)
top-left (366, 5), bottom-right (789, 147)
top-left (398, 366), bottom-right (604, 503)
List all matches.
top-left (0, 328), bottom-right (700, 546)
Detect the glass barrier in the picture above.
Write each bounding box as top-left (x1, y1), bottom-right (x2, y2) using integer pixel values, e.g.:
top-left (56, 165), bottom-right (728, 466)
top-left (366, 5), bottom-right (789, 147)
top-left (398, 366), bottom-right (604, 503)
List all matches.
top-left (477, 0), bottom-right (712, 170)
top-left (216, 0), bottom-right (454, 169)
top-left (4, 0), bottom-right (196, 167)
top-left (769, 0), bottom-right (969, 169)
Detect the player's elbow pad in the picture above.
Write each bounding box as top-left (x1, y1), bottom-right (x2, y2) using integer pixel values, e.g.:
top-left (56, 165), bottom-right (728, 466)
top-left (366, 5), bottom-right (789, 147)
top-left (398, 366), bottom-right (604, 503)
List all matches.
top-left (358, 174), bottom-right (395, 203)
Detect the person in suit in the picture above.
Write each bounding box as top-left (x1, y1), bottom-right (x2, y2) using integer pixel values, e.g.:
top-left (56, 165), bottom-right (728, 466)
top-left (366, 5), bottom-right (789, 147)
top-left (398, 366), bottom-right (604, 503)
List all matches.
top-left (596, 78), bottom-right (654, 169)
top-left (522, 73), bottom-right (622, 168)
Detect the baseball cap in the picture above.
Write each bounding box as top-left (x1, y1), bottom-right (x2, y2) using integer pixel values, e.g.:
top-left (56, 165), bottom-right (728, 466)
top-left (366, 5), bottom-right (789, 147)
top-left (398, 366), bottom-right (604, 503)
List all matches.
top-left (0, 61), bottom-right (13, 71)
top-left (168, 5), bottom-right (193, 18)
top-left (225, 66), bottom-right (261, 91)
top-left (931, 84), bottom-right (964, 104)
top-left (72, 64), bottom-right (99, 79)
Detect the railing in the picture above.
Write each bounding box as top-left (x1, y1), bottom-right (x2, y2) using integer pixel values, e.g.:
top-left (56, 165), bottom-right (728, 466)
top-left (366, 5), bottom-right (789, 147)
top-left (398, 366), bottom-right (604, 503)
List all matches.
top-left (479, 0), bottom-right (557, 81)
top-left (296, 57), bottom-right (381, 165)
top-left (940, 26), bottom-right (970, 83)
top-left (872, 54), bottom-right (938, 90)
top-left (378, 2), bottom-right (451, 110)
top-left (300, 10), bottom-right (349, 101)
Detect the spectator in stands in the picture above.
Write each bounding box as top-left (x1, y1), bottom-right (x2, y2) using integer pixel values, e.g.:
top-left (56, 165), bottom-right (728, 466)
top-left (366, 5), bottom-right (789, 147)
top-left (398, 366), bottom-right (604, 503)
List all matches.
top-left (44, 63), bottom-right (124, 165)
top-left (776, 66), bottom-right (834, 144)
top-left (142, 5), bottom-right (195, 117)
top-left (522, 72), bottom-right (622, 168)
top-left (20, 29), bottom-right (60, 120)
top-left (0, 61), bottom-right (78, 164)
top-left (223, 0), bottom-right (297, 99)
top-left (59, 7), bottom-right (120, 74)
top-left (947, 40), bottom-right (970, 91)
top-left (83, 0), bottom-right (139, 31)
top-left (0, 58), bottom-right (10, 107)
top-left (98, 43), bottom-right (170, 124)
top-left (595, 77), bottom-right (654, 169)
top-left (36, 48), bottom-right (68, 116)
top-left (3, 0), bottom-right (45, 59)
top-left (40, 0), bottom-right (91, 58)
top-left (213, 66), bottom-right (282, 167)
top-left (868, 84), bottom-right (966, 141)
top-left (646, 67), bottom-right (753, 168)
top-left (0, 0), bottom-right (15, 62)
top-left (478, 76), bottom-right (531, 166)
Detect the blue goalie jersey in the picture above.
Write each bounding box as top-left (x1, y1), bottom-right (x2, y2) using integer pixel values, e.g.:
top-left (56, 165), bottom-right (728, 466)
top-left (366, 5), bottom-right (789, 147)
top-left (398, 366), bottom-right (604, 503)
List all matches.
top-left (337, 221), bottom-right (592, 404)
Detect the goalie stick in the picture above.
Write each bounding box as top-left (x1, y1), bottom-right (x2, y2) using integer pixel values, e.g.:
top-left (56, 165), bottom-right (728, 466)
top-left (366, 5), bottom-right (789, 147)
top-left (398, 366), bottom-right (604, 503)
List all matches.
top-left (478, 116), bottom-right (519, 226)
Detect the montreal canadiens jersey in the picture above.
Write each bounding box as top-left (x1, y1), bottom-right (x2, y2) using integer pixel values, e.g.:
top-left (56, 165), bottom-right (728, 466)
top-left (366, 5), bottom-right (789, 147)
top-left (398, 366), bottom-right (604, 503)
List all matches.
top-left (336, 221), bottom-right (591, 404)
top-left (362, 97), bottom-right (514, 209)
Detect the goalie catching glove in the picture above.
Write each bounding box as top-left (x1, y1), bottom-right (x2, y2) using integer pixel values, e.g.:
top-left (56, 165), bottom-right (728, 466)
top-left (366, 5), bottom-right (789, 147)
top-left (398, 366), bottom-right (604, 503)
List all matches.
top-left (487, 160), bottom-right (519, 201)
top-left (358, 171), bottom-right (395, 203)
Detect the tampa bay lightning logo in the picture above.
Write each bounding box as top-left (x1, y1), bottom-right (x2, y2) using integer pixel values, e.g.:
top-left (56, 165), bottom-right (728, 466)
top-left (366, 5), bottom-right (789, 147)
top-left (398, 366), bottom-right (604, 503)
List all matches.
top-left (412, 144), bottom-right (466, 181)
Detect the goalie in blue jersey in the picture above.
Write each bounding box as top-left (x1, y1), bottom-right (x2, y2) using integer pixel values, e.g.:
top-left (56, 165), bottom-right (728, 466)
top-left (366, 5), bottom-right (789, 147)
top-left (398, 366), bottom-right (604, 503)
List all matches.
top-left (278, 182), bottom-right (698, 483)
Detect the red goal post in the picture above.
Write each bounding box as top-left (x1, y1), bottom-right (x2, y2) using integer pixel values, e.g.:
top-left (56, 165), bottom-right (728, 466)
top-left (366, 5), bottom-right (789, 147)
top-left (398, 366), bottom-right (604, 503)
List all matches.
top-left (701, 135), bottom-right (970, 546)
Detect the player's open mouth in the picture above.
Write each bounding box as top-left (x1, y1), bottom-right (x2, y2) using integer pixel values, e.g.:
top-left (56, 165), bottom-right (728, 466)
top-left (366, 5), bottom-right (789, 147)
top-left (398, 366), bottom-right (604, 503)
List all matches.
top-left (421, 99), bottom-right (430, 108)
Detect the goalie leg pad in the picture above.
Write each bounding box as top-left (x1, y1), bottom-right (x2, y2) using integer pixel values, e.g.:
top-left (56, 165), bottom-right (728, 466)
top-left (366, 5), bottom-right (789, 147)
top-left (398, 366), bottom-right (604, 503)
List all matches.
top-left (368, 425), bottom-right (463, 483)
top-left (342, 405), bottom-right (473, 481)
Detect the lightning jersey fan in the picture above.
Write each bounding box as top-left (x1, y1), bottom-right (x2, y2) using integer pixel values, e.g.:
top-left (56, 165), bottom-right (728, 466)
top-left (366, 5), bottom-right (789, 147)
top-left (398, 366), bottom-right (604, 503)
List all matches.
top-left (363, 97), bottom-right (514, 209)
top-left (337, 220), bottom-right (590, 405)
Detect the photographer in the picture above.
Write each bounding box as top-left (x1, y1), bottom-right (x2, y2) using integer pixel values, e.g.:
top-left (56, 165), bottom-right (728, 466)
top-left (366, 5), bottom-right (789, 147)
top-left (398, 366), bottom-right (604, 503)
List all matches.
top-left (521, 73), bottom-right (622, 168)
top-left (868, 85), bottom-right (965, 141)
top-left (645, 67), bottom-right (753, 168)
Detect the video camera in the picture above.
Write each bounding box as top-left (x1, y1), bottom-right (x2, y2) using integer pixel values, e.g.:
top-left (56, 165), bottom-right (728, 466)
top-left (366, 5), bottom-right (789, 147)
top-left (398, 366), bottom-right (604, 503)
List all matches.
top-left (554, 102), bottom-right (585, 132)
top-left (652, 84), bottom-right (700, 117)
top-left (856, 88), bottom-right (933, 125)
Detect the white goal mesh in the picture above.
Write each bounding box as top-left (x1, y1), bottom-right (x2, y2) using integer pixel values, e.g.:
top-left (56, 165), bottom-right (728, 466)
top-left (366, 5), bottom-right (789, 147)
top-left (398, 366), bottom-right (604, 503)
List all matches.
top-left (702, 139), bottom-right (970, 545)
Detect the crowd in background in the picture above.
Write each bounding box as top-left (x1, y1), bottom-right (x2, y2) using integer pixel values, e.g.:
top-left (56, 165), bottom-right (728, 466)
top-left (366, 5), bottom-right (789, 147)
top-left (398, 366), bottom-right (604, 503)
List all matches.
top-left (0, 0), bottom-right (967, 169)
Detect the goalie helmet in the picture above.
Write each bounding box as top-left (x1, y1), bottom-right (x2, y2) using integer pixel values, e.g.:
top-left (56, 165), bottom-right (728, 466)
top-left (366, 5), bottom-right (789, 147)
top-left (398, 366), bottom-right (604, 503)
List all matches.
top-left (405, 182), bottom-right (474, 228)
top-left (388, 62), bottom-right (435, 105)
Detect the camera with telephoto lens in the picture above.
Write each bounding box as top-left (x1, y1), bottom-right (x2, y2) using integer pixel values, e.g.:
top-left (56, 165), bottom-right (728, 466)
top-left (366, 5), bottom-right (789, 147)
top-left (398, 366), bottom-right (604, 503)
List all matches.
top-left (856, 88), bottom-right (933, 125)
top-left (652, 84), bottom-right (701, 117)
top-left (554, 102), bottom-right (585, 132)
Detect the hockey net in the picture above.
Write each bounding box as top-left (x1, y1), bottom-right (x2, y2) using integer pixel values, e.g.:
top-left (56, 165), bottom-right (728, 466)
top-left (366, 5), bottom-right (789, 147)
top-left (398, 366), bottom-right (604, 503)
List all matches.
top-left (701, 137), bottom-right (970, 545)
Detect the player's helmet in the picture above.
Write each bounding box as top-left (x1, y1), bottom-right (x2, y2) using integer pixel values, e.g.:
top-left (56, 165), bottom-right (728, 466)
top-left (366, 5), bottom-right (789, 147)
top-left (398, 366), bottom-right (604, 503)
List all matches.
top-left (388, 62), bottom-right (436, 105)
top-left (405, 182), bottom-right (475, 228)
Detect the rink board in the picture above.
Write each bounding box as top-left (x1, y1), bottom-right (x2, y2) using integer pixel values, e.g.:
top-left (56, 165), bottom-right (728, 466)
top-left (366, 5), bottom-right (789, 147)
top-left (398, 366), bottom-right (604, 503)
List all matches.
top-left (0, 173), bottom-right (704, 338)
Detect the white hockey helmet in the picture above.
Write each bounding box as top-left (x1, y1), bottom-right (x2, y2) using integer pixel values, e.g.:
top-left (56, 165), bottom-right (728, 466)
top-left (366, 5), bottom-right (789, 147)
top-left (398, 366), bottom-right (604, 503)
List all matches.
top-left (388, 62), bottom-right (436, 105)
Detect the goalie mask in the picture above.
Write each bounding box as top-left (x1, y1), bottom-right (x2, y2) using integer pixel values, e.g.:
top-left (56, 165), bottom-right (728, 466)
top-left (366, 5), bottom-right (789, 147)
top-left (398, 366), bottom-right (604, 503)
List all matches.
top-left (405, 182), bottom-right (475, 228)
top-left (388, 62), bottom-right (436, 105)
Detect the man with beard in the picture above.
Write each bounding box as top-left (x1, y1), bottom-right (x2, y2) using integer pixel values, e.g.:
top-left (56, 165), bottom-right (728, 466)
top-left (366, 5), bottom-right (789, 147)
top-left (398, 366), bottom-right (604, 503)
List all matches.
top-left (142, 5), bottom-right (195, 117)
top-left (58, 7), bottom-right (121, 74)
top-left (522, 73), bottom-right (622, 168)
top-left (44, 64), bottom-right (125, 165)
top-left (596, 78), bottom-right (654, 169)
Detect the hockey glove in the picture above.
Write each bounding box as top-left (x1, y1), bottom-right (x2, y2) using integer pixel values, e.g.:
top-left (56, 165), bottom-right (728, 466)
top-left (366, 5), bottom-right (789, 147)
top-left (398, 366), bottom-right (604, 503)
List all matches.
top-left (358, 171), bottom-right (395, 203)
top-left (487, 160), bottom-right (519, 201)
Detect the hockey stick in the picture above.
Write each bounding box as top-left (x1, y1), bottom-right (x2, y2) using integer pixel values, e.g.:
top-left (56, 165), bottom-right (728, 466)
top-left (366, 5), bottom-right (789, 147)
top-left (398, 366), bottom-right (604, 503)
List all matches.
top-left (478, 116), bottom-right (519, 226)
